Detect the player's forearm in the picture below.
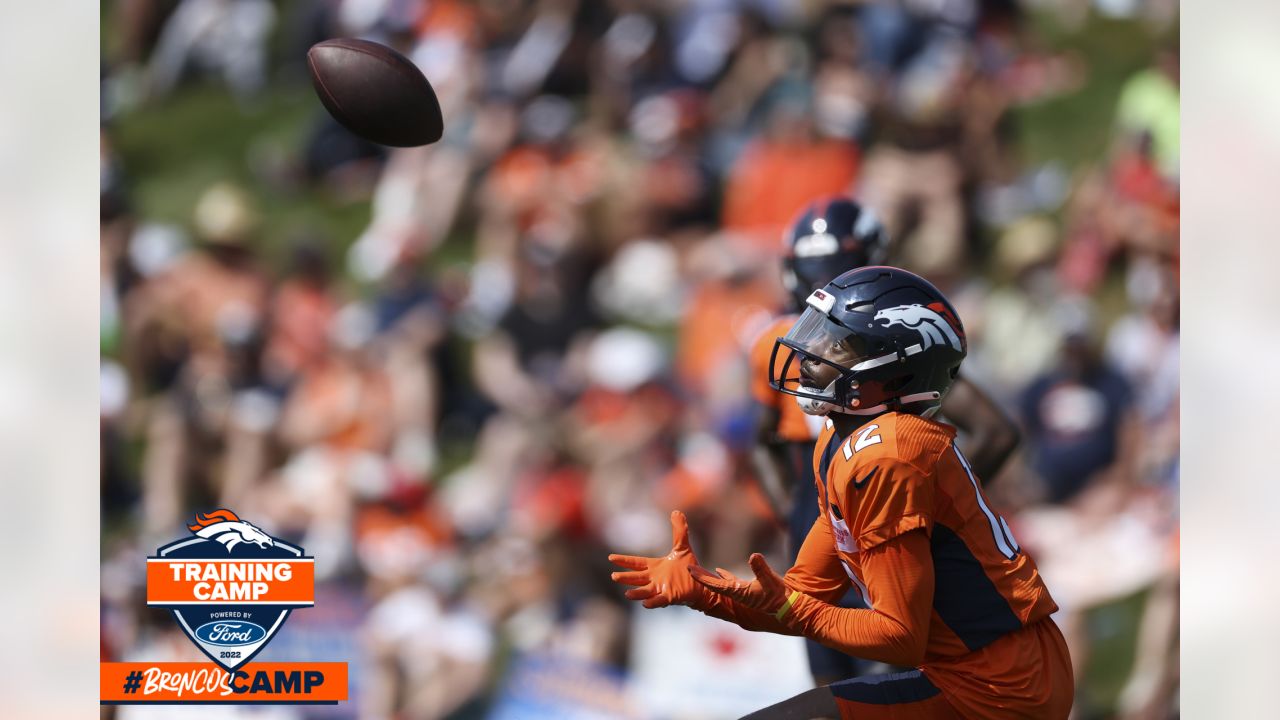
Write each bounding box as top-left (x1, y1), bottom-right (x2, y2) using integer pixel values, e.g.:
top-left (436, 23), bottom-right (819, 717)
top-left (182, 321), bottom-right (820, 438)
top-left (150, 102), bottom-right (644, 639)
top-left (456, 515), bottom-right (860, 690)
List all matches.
top-left (696, 589), bottom-right (801, 636)
top-left (779, 531), bottom-right (935, 667)
top-left (942, 377), bottom-right (1020, 482)
top-left (781, 593), bottom-right (926, 667)
top-left (960, 422), bottom-right (1019, 483)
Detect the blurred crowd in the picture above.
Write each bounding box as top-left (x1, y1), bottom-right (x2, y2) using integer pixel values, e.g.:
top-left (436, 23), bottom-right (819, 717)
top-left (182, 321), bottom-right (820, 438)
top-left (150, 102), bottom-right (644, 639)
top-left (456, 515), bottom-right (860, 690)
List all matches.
top-left (99, 0), bottom-right (1178, 718)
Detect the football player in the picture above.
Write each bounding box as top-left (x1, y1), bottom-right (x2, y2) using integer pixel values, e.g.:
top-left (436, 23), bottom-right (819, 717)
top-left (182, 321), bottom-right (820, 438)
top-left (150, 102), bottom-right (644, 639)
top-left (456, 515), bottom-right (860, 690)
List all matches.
top-left (611, 267), bottom-right (1072, 719)
top-left (750, 196), bottom-right (1021, 686)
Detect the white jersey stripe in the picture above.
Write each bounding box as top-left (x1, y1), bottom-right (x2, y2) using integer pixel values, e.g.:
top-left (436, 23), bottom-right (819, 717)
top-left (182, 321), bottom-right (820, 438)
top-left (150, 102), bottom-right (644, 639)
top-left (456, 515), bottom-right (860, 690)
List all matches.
top-left (952, 445), bottom-right (1018, 560)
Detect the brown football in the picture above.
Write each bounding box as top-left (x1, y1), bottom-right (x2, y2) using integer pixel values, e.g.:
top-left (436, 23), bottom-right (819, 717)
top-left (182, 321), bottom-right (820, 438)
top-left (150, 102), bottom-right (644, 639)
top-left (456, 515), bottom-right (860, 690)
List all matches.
top-left (306, 38), bottom-right (444, 147)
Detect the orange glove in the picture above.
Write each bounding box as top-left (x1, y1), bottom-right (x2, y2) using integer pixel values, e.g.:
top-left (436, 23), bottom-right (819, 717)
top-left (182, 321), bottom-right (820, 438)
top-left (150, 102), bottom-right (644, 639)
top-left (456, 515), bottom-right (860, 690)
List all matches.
top-left (609, 510), bottom-right (710, 609)
top-left (689, 552), bottom-right (791, 617)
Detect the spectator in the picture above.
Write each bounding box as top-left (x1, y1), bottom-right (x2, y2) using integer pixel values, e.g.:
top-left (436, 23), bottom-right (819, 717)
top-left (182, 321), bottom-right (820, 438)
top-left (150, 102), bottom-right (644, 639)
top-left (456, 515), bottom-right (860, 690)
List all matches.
top-left (1116, 46), bottom-right (1180, 181)
top-left (146, 0), bottom-right (277, 103)
top-left (263, 240), bottom-right (341, 388)
top-left (123, 182), bottom-right (269, 537)
top-left (859, 34), bottom-right (973, 276)
top-left (721, 86), bottom-right (862, 250)
top-left (973, 216), bottom-right (1067, 399)
top-left (1020, 304), bottom-right (1139, 505)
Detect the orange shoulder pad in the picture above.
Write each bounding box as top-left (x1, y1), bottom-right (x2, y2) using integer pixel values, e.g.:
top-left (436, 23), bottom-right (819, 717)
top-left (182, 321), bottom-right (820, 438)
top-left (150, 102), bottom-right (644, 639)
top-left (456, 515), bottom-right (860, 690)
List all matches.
top-left (827, 415), bottom-right (942, 551)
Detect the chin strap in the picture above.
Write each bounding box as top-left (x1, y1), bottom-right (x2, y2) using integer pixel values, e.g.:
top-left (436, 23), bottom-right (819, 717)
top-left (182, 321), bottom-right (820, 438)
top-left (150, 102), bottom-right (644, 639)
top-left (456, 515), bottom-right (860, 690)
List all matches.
top-left (833, 402), bottom-right (890, 416)
top-left (795, 378), bottom-right (844, 416)
top-left (795, 395), bottom-right (831, 415)
top-left (795, 390), bottom-right (941, 417)
top-left (795, 393), bottom-right (888, 417)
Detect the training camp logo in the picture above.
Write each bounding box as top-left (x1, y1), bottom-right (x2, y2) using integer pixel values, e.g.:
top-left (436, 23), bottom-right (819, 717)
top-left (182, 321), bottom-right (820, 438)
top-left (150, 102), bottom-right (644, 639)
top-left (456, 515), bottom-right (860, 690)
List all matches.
top-left (101, 509), bottom-right (346, 707)
top-left (146, 510), bottom-right (313, 671)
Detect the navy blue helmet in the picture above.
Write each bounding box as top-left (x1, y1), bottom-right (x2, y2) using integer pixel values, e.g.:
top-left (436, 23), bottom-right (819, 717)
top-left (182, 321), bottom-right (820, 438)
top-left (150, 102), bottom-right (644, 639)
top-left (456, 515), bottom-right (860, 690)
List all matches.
top-left (781, 196), bottom-right (889, 312)
top-left (769, 266), bottom-right (967, 417)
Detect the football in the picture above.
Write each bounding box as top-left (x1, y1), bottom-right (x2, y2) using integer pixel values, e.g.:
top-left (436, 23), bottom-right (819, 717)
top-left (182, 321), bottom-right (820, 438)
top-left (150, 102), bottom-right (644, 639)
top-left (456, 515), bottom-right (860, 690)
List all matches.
top-left (306, 38), bottom-right (444, 147)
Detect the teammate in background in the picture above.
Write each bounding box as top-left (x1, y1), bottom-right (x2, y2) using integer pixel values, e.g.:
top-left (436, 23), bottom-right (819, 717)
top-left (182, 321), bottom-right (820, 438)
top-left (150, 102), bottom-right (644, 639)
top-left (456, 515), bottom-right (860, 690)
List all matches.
top-left (612, 267), bottom-right (1072, 719)
top-left (749, 196), bottom-right (1021, 686)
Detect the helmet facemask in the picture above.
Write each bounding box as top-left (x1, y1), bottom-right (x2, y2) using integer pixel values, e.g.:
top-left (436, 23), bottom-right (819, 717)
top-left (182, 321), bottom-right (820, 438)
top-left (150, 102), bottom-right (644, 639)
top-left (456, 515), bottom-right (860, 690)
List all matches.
top-left (768, 285), bottom-right (958, 417)
top-left (769, 306), bottom-right (877, 416)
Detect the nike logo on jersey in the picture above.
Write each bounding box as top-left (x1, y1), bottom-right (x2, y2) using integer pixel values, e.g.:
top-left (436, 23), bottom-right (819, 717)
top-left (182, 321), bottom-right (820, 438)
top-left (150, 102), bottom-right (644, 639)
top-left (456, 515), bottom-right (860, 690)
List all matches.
top-left (852, 467), bottom-right (877, 490)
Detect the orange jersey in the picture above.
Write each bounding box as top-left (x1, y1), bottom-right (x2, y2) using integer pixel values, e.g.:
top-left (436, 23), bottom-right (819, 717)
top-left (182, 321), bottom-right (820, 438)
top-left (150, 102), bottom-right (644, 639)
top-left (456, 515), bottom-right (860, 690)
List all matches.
top-left (694, 410), bottom-right (1070, 717)
top-left (749, 315), bottom-right (822, 442)
top-left (810, 412), bottom-right (1058, 661)
top-left (817, 618), bottom-right (1072, 719)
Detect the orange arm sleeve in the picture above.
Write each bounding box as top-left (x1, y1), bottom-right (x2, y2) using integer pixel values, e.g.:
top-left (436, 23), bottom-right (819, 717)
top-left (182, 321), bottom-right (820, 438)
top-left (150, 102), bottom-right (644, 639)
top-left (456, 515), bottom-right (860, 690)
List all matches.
top-left (696, 592), bottom-right (791, 633)
top-left (780, 529), bottom-right (934, 667)
top-left (783, 511), bottom-right (853, 604)
top-left (697, 515), bottom-right (851, 633)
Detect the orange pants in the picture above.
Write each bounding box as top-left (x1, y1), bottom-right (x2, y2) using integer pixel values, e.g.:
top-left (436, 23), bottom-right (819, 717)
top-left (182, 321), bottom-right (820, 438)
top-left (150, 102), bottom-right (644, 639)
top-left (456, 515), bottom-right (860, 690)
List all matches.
top-left (831, 619), bottom-right (1074, 719)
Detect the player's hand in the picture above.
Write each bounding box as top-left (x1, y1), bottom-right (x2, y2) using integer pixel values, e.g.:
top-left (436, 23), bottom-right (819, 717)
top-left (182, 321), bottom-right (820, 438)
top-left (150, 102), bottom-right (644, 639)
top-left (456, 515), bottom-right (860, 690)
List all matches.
top-left (609, 510), bottom-right (710, 609)
top-left (688, 552), bottom-right (788, 615)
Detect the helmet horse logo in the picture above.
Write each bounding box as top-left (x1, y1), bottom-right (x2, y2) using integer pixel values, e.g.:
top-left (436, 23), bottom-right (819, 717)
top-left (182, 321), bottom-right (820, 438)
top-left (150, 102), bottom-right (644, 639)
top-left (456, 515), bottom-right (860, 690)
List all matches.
top-left (874, 304), bottom-right (963, 352)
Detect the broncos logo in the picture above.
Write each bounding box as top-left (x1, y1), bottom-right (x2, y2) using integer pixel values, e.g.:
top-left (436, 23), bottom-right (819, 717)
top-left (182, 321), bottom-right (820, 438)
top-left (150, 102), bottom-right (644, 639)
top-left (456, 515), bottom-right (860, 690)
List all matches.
top-left (874, 304), bottom-right (964, 352)
top-left (188, 509), bottom-right (275, 552)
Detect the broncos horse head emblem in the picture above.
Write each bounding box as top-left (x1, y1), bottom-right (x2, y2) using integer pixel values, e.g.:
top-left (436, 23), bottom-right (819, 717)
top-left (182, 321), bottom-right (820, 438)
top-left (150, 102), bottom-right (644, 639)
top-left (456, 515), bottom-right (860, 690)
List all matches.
top-left (188, 510), bottom-right (275, 552)
top-left (873, 304), bottom-right (964, 352)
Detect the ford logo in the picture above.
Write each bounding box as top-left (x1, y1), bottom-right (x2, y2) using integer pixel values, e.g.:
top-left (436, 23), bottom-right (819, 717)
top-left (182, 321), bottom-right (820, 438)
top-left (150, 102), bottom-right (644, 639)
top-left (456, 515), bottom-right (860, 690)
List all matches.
top-left (194, 621), bottom-right (267, 647)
